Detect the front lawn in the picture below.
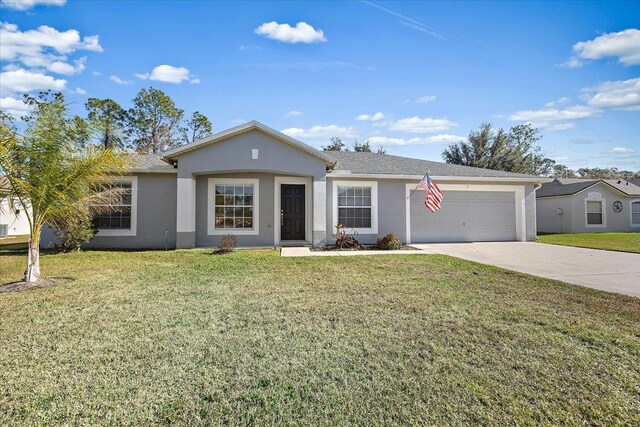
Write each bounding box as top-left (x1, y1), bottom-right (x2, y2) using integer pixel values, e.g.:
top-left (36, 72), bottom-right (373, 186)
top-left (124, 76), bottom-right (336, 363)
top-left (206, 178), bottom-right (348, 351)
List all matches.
top-left (538, 232), bottom-right (640, 253)
top-left (0, 249), bottom-right (638, 425)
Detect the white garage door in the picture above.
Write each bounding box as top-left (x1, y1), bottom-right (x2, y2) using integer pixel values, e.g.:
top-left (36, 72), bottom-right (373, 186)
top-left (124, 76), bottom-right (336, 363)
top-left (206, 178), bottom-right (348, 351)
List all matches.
top-left (410, 191), bottom-right (516, 242)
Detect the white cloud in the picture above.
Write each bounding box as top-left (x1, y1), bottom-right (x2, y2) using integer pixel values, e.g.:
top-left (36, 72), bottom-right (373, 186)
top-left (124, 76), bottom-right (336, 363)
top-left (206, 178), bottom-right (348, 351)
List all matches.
top-left (544, 97), bottom-right (570, 108)
top-left (583, 77), bottom-right (640, 110)
top-left (281, 125), bottom-right (358, 139)
top-left (0, 68), bottom-right (66, 94)
top-left (135, 65), bottom-right (199, 84)
top-left (47, 56), bottom-right (86, 75)
top-left (570, 29), bottom-right (640, 66)
top-left (1, 0), bottom-right (65, 10)
top-left (356, 112), bottom-right (384, 121)
top-left (416, 95), bottom-right (436, 103)
top-left (74, 87), bottom-right (86, 95)
top-left (254, 21), bottom-right (326, 44)
top-left (109, 75), bottom-right (131, 85)
top-left (368, 134), bottom-right (465, 146)
top-left (546, 123), bottom-right (575, 131)
top-left (611, 147), bottom-right (635, 154)
top-left (385, 116), bottom-right (457, 133)
top-left (0, 22), bottom-right (102, 71)
top-left (0, 96), bottom-right (29, 119)
top-left (283, 110), bottom-right (302, 118)
top-left (508, 105), bottom-right (598, 124)
top-left (92, 71), bottom-right (101, 76)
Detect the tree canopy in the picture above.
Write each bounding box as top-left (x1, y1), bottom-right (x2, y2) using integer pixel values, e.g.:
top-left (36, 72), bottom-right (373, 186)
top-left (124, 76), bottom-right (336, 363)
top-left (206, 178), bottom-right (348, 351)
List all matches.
top-left (181, 111), bottom-right (213, 144)
top-left (85, 98), bottom-right (129, 149)
top-left (442, 123), bottom-right (555, 175)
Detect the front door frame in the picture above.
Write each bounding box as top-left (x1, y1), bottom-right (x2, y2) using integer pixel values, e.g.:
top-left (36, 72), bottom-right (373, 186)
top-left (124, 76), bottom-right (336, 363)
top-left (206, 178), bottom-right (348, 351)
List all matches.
top-left (274, 176), bottom-right (312, 245)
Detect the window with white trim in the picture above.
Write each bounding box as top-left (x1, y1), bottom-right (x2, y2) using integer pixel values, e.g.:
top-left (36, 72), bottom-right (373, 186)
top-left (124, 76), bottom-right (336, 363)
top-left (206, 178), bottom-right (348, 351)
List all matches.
top-left (586, 200), bottom-right (603, 225)
top-left (632, 201), bottom-right (640, 225)
top-left (214, 184), bottom-right (255, 229)
top-left (94, 182), bottom-right (133, 230)
top-left (337, 185), bottom-right (372, 228)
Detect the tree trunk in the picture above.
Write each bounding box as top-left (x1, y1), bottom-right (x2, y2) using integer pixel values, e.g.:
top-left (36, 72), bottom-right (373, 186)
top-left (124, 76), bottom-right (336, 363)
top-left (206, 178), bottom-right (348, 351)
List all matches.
top-left (24, 233), bottom-right (40, 283)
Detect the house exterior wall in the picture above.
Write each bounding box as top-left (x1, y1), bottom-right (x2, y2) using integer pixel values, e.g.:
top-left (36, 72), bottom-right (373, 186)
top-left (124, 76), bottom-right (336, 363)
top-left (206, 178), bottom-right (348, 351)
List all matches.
top-left (537, 196), bottom-right (573, 233)
top-left (40, 173), bottom-right (177, 249)
top-left (326, 177), bottom-right (537, 244)
top-left (174, 129), bottom-right (328, 248)
top-left (0, 197), bottom-right (30, 236)
top-left (537, 182), bottom-right (640, 233)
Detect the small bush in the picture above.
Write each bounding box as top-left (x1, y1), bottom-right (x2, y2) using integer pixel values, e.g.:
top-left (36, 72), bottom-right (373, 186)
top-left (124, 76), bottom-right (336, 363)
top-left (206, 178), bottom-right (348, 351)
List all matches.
top-left (217, 234), bottom-right (237, 254)
top-left (376, 233), bottom-right (402, 250)
top-left (53, 217), bottom-right (97, 253)
top-left (332, 223), bottom-right (360, 249)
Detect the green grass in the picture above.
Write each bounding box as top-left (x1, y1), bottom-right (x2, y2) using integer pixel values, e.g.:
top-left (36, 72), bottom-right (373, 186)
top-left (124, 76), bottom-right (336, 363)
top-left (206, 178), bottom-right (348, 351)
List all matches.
top-left (538, 232), bottom-right (640, 253)
top-left (0, 249), bottom-right (639, 426)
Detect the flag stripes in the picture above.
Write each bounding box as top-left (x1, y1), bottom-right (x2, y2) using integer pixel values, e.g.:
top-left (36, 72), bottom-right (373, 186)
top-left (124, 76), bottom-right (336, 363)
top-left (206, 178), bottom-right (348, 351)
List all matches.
top-left (417, 175), bottom-right (443, 212)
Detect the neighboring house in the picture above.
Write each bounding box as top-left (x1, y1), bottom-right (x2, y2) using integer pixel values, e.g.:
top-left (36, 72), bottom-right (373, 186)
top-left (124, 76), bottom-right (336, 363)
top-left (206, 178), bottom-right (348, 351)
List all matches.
top-left (0, 177), bottom-right (30, 238)
top-left (537, 178), bottom-right (640, 233)
top-left (40, 121), bottom-right (546, 249)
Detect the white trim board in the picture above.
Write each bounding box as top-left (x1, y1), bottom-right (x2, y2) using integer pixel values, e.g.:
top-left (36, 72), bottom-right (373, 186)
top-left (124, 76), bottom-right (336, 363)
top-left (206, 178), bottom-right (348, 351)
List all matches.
top-left (274, 176), bottom-right (313, 245)
top-left (630, 199), bottom-right (640, 227)
top-left (404, 183), bottom-right (526, 243)
top-left (207, 178), bottom-right (260, 236)
top-left (96, 176), bottom-right (138, 237)
top-left (332, 180), bottom-right (379, 235)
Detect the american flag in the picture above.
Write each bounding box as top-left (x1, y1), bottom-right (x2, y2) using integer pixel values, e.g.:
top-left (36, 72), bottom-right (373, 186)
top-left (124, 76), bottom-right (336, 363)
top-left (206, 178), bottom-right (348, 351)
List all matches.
top-left (417, 175), bottom-right (443, 212)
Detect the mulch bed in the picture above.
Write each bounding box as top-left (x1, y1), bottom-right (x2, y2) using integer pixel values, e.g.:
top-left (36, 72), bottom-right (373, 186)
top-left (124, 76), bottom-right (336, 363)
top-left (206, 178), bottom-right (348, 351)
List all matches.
top-left (315, 244), bottom-right (419, 252)
top-left (0, 279), bottom-right (61, 293)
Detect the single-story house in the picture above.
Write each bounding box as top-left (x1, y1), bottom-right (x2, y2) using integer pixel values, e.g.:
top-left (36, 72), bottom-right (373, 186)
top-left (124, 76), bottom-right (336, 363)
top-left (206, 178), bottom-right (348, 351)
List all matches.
top-left (40, 121), bottom-right (547, 249)
top-left (0, 177), bottom-right (30, 238)
top-left (536, 177), bottom-right (640, 233)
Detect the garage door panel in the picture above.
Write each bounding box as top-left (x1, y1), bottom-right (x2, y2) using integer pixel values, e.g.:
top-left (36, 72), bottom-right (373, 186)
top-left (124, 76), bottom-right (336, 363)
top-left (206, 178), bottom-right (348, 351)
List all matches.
top-left (410, 191), bottom-right (516, 242)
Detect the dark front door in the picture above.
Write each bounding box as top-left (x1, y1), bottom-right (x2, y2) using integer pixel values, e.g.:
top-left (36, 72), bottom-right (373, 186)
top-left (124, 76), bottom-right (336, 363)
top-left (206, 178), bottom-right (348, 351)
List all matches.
top-left (281, 184), bottom-right (305, 240)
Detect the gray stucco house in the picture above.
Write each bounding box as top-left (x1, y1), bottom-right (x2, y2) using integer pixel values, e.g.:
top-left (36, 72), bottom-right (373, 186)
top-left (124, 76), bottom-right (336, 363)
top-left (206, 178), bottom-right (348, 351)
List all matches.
top-left (41, 121), bottom-right (547, 249)
top-left (537, 178), bottom-right (640, 234)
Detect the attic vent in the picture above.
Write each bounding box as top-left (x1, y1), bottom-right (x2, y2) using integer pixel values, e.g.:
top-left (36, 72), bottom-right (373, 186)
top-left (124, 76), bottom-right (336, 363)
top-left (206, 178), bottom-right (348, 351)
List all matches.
top-left (587, 192), bottom-right (602, 200)
top-left (252, 149), bottom-right (259, 160)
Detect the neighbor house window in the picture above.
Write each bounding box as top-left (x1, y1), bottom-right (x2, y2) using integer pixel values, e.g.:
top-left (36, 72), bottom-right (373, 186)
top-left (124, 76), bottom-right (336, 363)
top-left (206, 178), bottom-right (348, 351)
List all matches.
top-left (586, 200), bottom-right (603, 225)
top-left (94, 177), bottom-right (137, 236)
top-left (208, 178), bottom-right (259, 235)
top-left (333, 181), bottom-right (378, 233)
top-left (632, 201), bottom-right (640, 226)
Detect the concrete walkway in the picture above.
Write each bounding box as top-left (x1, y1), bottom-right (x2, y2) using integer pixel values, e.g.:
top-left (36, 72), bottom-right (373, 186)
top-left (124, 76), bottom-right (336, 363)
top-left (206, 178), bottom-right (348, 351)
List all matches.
top-left (412, 242), bottom-right (640, 298)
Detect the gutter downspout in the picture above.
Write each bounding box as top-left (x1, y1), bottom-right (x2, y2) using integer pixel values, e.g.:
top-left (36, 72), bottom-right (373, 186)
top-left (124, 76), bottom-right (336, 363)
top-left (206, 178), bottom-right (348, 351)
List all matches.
top-left (533, 183), bottom-right (542, 239)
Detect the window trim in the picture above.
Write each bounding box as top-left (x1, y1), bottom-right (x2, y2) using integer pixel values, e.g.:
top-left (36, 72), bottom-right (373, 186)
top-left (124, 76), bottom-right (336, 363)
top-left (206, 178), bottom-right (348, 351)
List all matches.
top-left (630, 199), bottom-right (640, 227)
top-left (95, 176), bottom-right (137, 237)
top-left (584, 196), bottom-right (606, 228)
top-left (207, 178), bottom-right (259, 235)
top-left (332, 180), bottom-right (378, 234)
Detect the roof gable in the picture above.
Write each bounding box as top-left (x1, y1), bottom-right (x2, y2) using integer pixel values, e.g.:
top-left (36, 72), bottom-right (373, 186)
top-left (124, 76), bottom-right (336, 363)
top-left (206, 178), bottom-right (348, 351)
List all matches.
top-left (537, 178), bottom-right (640, 198)
top-left (163, 120), bottom-right (335, 166)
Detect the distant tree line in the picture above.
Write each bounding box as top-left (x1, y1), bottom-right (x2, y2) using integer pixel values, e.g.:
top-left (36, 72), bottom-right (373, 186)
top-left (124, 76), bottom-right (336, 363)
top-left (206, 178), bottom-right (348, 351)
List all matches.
top-left (550, 165), bottom-right (640, 180)
top-left (322, 137), bottom-right (386, 153)
top-left (5, 87), bottom-right (213, 154)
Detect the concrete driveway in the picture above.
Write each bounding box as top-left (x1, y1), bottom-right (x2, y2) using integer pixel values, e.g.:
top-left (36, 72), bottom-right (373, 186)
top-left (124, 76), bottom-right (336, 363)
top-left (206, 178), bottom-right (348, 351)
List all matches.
top-left (412, 242), bottom-right (640, 298)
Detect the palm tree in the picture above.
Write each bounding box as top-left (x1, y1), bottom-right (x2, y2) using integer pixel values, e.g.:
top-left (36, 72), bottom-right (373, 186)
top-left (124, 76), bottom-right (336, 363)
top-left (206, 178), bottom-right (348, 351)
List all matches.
top-left (0, 93), bottom-right (131, 283)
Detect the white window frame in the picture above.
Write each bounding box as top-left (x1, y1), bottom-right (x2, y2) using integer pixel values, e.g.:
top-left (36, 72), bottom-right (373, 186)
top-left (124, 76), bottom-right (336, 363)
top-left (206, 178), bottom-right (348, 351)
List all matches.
top-left (95, 176), bottom-right (138, 237)
top-left (332, 180), bottom-right (378, 234)
top-left (584, 195), bottom-right (606, 228)
top-left (630, 200), bottom-right (640, 227)
top-left (208, 178), bottom-right (259, 235)
top-left (274, 176), bottom-right (312, 245)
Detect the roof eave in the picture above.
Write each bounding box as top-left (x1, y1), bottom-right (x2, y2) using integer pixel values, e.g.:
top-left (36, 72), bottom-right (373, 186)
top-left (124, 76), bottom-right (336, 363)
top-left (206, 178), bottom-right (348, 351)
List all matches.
top-left (326, 172), bottom-right (550, 183)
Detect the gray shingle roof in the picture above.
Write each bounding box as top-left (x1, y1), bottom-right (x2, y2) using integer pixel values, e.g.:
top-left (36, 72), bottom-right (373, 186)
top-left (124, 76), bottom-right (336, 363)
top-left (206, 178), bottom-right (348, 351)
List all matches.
top-left (328, 151), bottom-right (542, 178)
top-left (537, 178), bottom-right (640, 198)
top-left (130, 154), bottom-right (175, 173)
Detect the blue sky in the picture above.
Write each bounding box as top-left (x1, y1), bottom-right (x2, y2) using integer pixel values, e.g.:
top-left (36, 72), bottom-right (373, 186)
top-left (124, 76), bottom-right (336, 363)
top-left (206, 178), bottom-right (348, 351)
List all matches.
top-left (1, 0), bottom-right (639, 170)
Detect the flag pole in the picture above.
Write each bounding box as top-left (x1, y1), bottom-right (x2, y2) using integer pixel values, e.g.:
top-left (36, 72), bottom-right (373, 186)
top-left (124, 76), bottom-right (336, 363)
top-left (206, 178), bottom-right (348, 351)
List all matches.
top-left (407, 170), bottom-right (430, 199)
